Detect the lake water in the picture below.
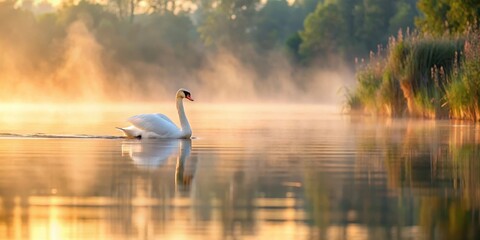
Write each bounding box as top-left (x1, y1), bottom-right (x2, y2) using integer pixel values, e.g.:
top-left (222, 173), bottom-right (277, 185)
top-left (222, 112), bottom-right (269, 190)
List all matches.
top-left (0, 103), bottom-right (479, 239)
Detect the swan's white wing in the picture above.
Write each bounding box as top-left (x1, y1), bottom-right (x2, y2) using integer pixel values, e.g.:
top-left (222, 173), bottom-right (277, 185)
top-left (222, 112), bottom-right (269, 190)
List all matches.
top-left (155, 113), bottom-right (177, 126)
top-left (128, 114), bottom-right (180, 138)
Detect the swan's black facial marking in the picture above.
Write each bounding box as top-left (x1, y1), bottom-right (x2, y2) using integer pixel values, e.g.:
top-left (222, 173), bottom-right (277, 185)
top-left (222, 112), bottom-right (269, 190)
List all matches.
top-left (183, 90), bottom-right (194, 101)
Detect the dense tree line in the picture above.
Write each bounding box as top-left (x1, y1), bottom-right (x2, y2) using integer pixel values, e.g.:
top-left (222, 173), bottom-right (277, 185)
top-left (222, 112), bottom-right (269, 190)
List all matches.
top-left (4, 0), bottom-right (423, 68)
top-left (3, 0), bottom-right (478, 101)
top-left (299, 0), bottom-right (418, 64)
top-left (416, 0), bottom-right (480, 35)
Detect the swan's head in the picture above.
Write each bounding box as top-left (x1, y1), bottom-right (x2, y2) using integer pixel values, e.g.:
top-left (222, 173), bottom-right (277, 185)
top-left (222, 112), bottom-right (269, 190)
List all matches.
top-left (177, 88), bottom-right (194, 101)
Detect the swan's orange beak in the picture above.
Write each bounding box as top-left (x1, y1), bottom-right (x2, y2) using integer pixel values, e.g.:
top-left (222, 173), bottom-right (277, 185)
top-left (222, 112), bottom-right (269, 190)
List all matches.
top-left (186, 95), bottom-right (194, 101)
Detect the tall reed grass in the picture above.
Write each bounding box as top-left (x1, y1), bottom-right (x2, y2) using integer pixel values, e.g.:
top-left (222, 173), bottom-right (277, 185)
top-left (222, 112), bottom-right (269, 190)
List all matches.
top-left (348, 29), bottom-right (476, 120)
top-left (352, 52), bottom-right (384, 115)
top-left (445, 28), bottom-right (480, 120)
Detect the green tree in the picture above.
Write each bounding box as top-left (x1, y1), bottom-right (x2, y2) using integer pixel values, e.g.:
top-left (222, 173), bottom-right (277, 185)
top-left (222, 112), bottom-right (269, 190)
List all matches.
top-left (197, 0), bottom-right (260, 49)
top-left (389, 0), bottom-right (417, 33)
top-left (298, 0), bottom-right (417, 64)
top-left (416, 0), bottom-right (480, 35)
top-left (253, 0), bottom-right (312, 52)
top-left (352, 0), bottom-right (395, 52)
top-left (128, 12), bottom-right (201, 66)
top-left (253, 0), bottom-right (291, 51)
top-left (299, 1), bottom-right (350, 62)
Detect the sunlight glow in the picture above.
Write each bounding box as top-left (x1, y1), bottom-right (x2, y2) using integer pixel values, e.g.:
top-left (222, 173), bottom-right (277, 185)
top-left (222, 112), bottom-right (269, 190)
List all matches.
top-left (38, 0), bottom-right (61, 6)
top-left (16, 0), bottom-right (66, 8)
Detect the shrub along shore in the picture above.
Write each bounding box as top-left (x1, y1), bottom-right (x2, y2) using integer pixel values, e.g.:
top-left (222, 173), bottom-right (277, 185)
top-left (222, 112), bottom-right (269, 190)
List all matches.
top-left (347, 28), bottom-right (480, 121)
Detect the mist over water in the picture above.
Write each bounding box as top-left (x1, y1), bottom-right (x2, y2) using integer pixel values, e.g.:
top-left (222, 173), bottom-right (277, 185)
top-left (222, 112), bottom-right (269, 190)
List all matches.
top-left (0, 18), bottom-right (353, 104)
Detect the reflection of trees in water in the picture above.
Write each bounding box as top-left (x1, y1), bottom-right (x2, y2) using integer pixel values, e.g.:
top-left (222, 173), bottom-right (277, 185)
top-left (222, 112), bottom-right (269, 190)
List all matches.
top-left (393, 122), bottom-right (480, 239)
top-left (219, 171), bottom-right (256, 237)
top-left (303, 159), bottom-right (414, 239)
top-left (303, 119), bottom-right (480, 239)
top-left (419, 197), bottom-right (480, 240)
top-left (322, 121), bottom-right (480, 239)
top-left (189, 154), bottom-right (258, 238)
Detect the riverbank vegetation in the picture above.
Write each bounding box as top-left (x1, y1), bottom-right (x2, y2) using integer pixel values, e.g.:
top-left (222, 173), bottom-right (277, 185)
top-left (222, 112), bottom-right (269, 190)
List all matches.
top-left (346, 1), bottom-right (480, 121)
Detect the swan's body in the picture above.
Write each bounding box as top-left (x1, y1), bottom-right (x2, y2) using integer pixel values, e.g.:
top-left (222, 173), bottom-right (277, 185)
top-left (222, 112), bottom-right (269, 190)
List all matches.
top-left (118, 88), bottom-right (194, 139)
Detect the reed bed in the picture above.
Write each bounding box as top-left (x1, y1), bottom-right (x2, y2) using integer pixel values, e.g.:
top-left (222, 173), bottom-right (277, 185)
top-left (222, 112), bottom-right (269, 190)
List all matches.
top-left (348, 29), bottom-right (480, 121)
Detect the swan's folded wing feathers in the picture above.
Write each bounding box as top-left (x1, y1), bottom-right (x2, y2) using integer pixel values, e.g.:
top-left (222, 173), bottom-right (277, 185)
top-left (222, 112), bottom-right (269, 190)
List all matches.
top-left (155, 113), bottom-right (177, 126)
top-left (128, 114), bottom-right (179, 137)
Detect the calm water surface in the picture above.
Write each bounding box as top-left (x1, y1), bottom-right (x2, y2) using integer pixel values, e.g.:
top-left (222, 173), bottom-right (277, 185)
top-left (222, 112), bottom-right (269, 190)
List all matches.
top-left (0, 103), bottom-right (479, 239)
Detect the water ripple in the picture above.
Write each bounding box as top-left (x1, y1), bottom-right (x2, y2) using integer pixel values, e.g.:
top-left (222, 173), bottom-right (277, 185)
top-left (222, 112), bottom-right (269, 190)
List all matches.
top-left (0, 132), bottom-right (123, 139)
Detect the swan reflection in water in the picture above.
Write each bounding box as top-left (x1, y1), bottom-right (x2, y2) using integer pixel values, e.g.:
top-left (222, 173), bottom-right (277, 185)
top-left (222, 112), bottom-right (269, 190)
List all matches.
top-left (121, 139), bottom-right (194, 189)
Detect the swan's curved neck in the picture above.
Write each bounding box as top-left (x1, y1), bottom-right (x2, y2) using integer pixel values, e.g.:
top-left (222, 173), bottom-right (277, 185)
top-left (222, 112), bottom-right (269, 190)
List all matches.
top-left (176, 98), bottom-right (191, 137)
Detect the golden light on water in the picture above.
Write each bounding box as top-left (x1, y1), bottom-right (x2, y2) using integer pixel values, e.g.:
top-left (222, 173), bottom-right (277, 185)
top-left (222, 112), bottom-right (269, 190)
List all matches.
top-left (0, 196), bottom-right (426, 239)
top-left (1, 195), bottom-right (418, 239)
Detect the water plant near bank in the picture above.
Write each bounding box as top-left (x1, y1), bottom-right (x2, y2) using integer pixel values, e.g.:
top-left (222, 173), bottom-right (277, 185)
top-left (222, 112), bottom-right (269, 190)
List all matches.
top-left (445, 28), bottom-right (480, 121)
top-left (347, 29), bottom-right (480, 121)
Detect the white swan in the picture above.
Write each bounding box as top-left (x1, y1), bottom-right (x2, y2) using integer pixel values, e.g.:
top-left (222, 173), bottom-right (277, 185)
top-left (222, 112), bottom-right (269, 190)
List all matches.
top-left (118, 88), bottom-right (194, 139)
